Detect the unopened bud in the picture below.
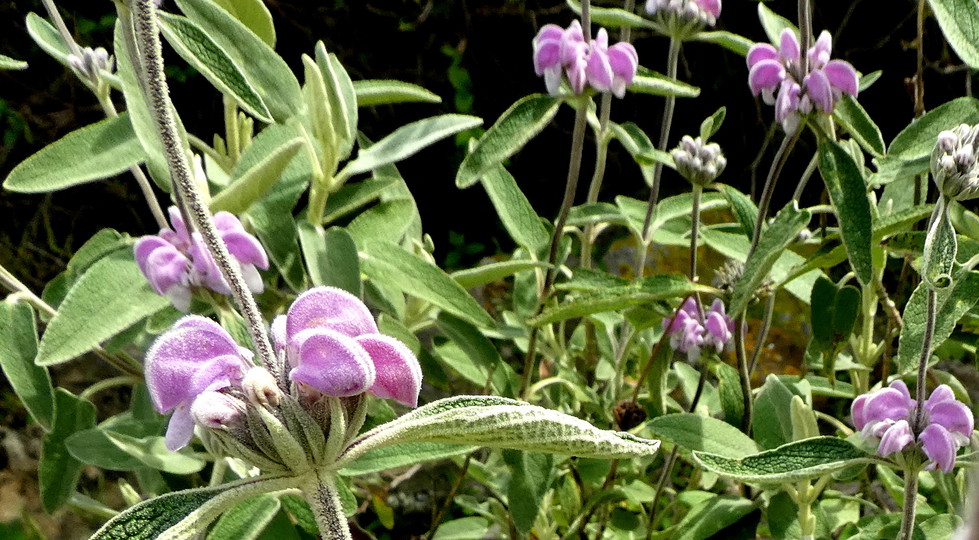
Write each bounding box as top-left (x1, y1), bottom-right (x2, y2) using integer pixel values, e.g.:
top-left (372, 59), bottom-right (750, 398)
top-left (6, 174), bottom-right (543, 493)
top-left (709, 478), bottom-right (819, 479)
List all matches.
top-left (190, 391), bottom-right (246, 430)
top-left (932, 124), bottom-right (979, 201)
top-left (671, 135), bottom-right (726, 187)
top-left (242, 367), bottom-right (282, 407)
top-left (67, 47), bottom-right (114, 84)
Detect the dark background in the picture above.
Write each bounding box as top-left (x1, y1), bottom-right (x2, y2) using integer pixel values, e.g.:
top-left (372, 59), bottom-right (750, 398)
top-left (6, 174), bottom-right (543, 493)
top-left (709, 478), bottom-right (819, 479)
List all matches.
top-left (0, 0), bottom-right (969, 287)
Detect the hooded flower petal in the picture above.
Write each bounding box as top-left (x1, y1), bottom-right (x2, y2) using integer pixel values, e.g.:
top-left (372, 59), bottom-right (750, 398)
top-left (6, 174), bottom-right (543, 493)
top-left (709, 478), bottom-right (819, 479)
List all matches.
top-left (807, 31), bottom-right (833, 69)
top-left (877, 419), bottom-right (914, 457)
top-left (695, 0), bottom-right (721, 19)
top-left (748, 59), bottom-right (785, 95)
top-left (164, 404), bottom-right (196, 451)
top-left (356, 334), bottom-right (423, 407)
top-left (586, 44), bottom-right (614, 92)
top-left (804, 69), bottom-right (834, 112)
top-left (860, 384), bottom-right (916, 425)
top-left (285, 286), bottom-right (379, 343)
top-left (779, 29), bottom-right (800, 63)
top-left (190, 391), bottom-right (246, 430)
top-left (137, 239), bottom-right (189, 296)
top-left (289, 329), bottom-right (376, 397)
top-left (823, 60), bottom-right (859, 97)
top-left (533, 24), bottom-right (564, 75)
top-left (746, 43), bottom-right (778, 69)
top-left (920, 423), bottom-right (958, 472)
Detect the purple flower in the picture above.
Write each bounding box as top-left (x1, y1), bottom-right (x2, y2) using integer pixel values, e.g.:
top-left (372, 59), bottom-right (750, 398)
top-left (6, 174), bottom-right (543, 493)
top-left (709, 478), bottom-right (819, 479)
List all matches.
top-left (852, 381), bottom-right (974, 472)
top-left (532, 21), bottom-right (637, 98)
top-left (134, 206), bottom-right (269, 311)
top-left (663, 298), bottom-right (733, 362)
top-left (273, 287), bottom-right (423, 407)
top-left (145, 315), bottom-right (255, 450)
top-left (747, 29), bottom-right (859, 133)
top-left (645, 0), bottom-right (721, 27)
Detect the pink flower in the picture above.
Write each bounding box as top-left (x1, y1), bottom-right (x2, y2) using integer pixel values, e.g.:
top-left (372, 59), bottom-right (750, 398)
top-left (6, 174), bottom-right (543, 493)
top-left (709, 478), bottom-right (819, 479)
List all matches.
top-left (851, 381), bottom-right (974, 472)
top-left (747, 29), bottom-right (859, 133)
top-left (532, 21), bottom-right (638, 98)
top-left (134, 206), bottom-right (268, 311)
top-left (663, 298), bottom-right (733, 362)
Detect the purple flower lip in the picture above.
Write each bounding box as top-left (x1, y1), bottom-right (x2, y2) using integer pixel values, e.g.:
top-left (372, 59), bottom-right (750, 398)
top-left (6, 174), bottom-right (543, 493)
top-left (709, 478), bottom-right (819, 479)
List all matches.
top-left (663, 297), bottom-right (733, 362)
top-left (134, 206), bottom-right (269, 311)
top-left (533, 21), bottom-right (638, 98)
top-left (746, 29), bottom-right (859, 133)
top-left (851, 381), bottom-right (974, 472)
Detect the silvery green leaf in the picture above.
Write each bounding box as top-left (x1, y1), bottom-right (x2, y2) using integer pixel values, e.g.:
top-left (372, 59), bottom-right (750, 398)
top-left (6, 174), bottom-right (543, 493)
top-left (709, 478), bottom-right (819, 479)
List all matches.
top-left (565, 0), bottom-right (657, 30)
top-left (339, 442), bottom-right (476, 476)
top-left (456, 95), bottom-right (559, 189)
top-left (693, 437), bottom-right (876, 484)
top-left (39, 389), bottom-right (96, 512)
top-left (103, 432), bottom-right (206, 475)
top-left (645, 413), bottom-right (760, 458)
top-left (352, 79), bottom-right (442, 106)
top-left (692, 31), bottom-right (753, 56)
top-left (315, 42), bottom-right (357, 160)
top-left (921, 198), bottom-right (957, 288)
top-left (757, 3), bottom-right (797, 45)
top-left (90, 475), bottom-right (298, 540)
top-left (451, 260), bottom-right (548, 289)
top-left (0, 53), bottom-right (27, 70)
top-left (322, 176), bottom-right (398, 225)
top-left (206, 494), bottom-right (281, 540)
top-left (343, 114), bottom-right (482, 178)
top-left (927, 0), bottom-right (979, 70)
top-left (630, 66), bottom-right (700, 98)
top-left (0, 302), bottom-right (54, 430)
top-left (896, 270), bottom-right (979, 373)
top-left (817, 137), bottom-right (874, 286)
top-left (4, 114), bottom-right (144, 193)
top-left (478, 164), bottom-right (550, 254)
top-left (210, 138), bottom-right (303, 214)
top-left (158, 12), bottom-right (272, 122)
top-left (335, 396), bottom-right (661, 471)
top-left (672, 495), bottom-right (759, 540)
top-left (211, 0), bottom-right (276, 46)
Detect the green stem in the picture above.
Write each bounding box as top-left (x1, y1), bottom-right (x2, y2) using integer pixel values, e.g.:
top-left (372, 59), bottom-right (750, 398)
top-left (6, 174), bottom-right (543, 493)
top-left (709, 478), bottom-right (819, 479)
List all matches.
top-left (78, 376), bottom-right (140, 402)
top-left (735, 318), bottom-right (753, 432)
top-left (897, 457), bottom-right (922, 540)
top-left (300, 470), bottom-right (353, 540)
top-left (130, 0), bottom-right (276, 375)
top-left (224, 95), bottom-right (240, 163)
top-left (913, 288), bottom-right (938, 428)
top-left (689, 186), bottom-right (702, 282)
top-left (750, 130), bottom-right (801, 253)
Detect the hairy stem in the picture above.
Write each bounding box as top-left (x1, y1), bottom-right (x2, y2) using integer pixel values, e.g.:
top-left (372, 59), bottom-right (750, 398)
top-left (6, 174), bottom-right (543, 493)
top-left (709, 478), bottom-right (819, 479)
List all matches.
top-left (898, 458), bottom-right (921, 540)
top-left (301, 470), bottom-right (353, 540)
top-left (751, 130), bottom-right (801, 253)
top-left (130, 0), bottom-right (276, 374)
top-left (913, 288), bottom-right (937, 429)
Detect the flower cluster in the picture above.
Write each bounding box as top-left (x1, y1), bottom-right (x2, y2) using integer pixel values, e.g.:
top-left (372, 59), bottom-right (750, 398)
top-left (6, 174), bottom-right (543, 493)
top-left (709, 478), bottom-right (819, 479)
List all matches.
top-left (134, 206), bottom-right (269, 311)
top-left (645, 0), bottom-right (721, 28)
top-left (671, 135), bottom-right (726, 186)
top-left (145, 286), bottom-right (423, 456)
top-left (533, 20), bottom-right (638, 98)
top-left (663, 297), bottom-right (733, 362)
top-left (932, 123), bottom-right (979, 201)
top-left (747, 29), bottom-right (859, 133)
top-left (852, 380), bottom-right (974, 472)
top-left (67, 46), bottom-right (113, 85)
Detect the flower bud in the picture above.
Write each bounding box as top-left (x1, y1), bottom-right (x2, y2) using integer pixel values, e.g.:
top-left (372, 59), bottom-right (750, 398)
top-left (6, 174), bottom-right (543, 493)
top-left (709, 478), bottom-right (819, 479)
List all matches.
top-left (671, 135), bottom-right (726, 187)
top-left (67, 47), bottom-right (114, 85)
top-left (190, 391), bottom-right (246, 431)
top-left (932, 124), bottom-right (979, 201)
top-left (242, 367), bottom-right (282, 407)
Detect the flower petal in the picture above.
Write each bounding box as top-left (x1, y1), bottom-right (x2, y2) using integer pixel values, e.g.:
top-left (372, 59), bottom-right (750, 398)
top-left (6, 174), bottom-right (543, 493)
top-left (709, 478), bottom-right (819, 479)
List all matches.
top-left (861, 386), bottom-right (915, 425)
top-left (877, 419), bottom-right (914, 457)
top-left (779, 29), bottom-right (800, 62)
top-left (222, 231), bottom-right (269, 269)
top-left (586, 47), bottom-right (614, 92)
top-left (144, 243), bottom-right (189, 296)
top-left (190, 391), bottom-right (245, 430)
top-left (851, 393), bottom-right (870, 429)
top-left (823, 60), bottom-right (859, 97)
top-left (747, 43), bottom-right (778, 69)
top-left (804, 69), bottom-right (834, 112)
top-left (285, 286), bottom-right (379, 342)
top-left (920, 423), bottom-right (958, 472)
top-left (356, 334), bottom-right (423, 407)
top-left (807, 30), bottom-right (832, 69)
top-left (928, 400), bottom-right (974, 440)
top-left (607, 42), bottom-right (638, 85)
top-left (289, 329), bottom-right (376, 397)
top-left (695, 0), bottom-right (721, 19)
top-left (164, 404), bottom-right (196, 451)
top-left (748, 59), bottom-right (785, 96)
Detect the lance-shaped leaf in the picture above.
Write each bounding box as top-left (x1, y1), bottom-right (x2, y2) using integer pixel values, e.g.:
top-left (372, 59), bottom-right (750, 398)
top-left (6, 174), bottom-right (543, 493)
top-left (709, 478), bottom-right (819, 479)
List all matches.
top-left (451, 260), bottom-right (549, 290)
top-left (90, 474), bottom-right (297, 540)
top-left (834, 95), bottom-right (885, 157)
top-left (692, 31), bottom-right (753, 56)
top-left (322, 176), bottom-right (398, 224)
top-left (158, 12), bottom-right (272, 122)
top-left (211, 0), bottom-right (276, 46)
top-left (530, 274), bottom-right (711, 326)
top-left (298, 224), bottom-right (362, 296)
top-left (0, 53), bottom-right (27, 70)
top-left (757, 3), bottom-right (797, 45)
top-left (693, 437), bottom-right (876, 484)
top-left (315, 42), bottom-right (357, 160)
top-left (39, 390), bottom-right (96, 512)
top-left (360, 240), bottom-right (495, 328)
top-left (729, 202), bottom-right (811, 316)
top-left (210, 138), bottom-right (303, 213)
top-left (353, 79), bottom-right (442, 106)
top-left (0, 302), bottom-right (54, 430)
top-left (336, 396), bottom-right (661, 470)
top-left (921, 199), bottom-right (957, 288)
top-left (339, 442), bottom-right (476, 476)
top-left (565, 0), bottom-right (657, 30)
top-left (646, 413), bottom-right (760, 458)
top-left (896, 270), bottom-right (979, 373)
top-left (817, 138), bottom-right (873, 286)
top-left (36, 250), bottom-right (170, 366)
top-left (4, 114), bottom-right (144, 193)
top-left (206, 494), bottom-right (281, 540)
top-left (341, 114), bottom-right (482, 177)
top-left (927, 0), bottom-right (979, 70)
top-left (456, 95), bottom-right (560, 188)
top-left (629, 66), bottom-right (700, 98)
top-left (479, 164), bottom-right (549, 253)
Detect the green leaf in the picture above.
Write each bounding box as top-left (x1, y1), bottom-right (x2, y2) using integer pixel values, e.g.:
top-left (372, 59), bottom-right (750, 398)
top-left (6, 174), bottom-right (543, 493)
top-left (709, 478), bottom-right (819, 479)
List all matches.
top-left (176, 0), bottom-right (303, 122)
top-left (360, 241), bottom-right (495, 328)
top-left (345, 200), bottom-right (416, 246)
top-left (834, 95), bottom-right (885, 157)
top-left (479, 165), bottom-right (549, 253)
top-left (922, 201), bottom-right (957, 287)
top-left (0, 53), bottom-right (27, 70)
top-left (0, 302), bottom-right (54, 430)
top-left (206, 495), bottom-right (281, 540)
top-left (338, 396), bottom-right (661, 469)
top-left (757, 3), bottom-right (797, 45)
top-left (614, 192), bottom-right (726, 238)
top-left (451, 260), bottom-right (548, 289)
top-left (211, 138), bottom-right (303, 213)
top-left (878, 97), bottom-right (979, 183)
top-left (729, 202), bottom-right (811, 315)
top-left (4, 114), bottom-right (144, 193)
top-left (818, 137), bottom-right (874, 286)
top-left (315, 42), bottom-right (358, 159)
top-left (692, 31), bottom-right (754, 56)
top-left (927, 0), bottom-right (979, 70)
top-left (39, 390), bottom-right (96, 512)
top-left (321, 176), bottom-right (398, 225)
top-left (672, 495), bottom-right (759, 540)
top-left (716, 183), bottom-right (758, 238)
top-left (694, 437), bottom-right (875, 484)
top-left (66, 422), bottom-right (160, 471)
top-left (91, 475), bottom-right (297, 540)
top-left (700, 107), bottom-right (727, 140)
top-left (751, 375), bottom-right (800, 450)
top-left (343, 114), bottom-right (481, 177)
top-left (531, 274), bottom-right (710, 326)
top-left (103, 432), bottom-right (207, 474)
top-left (435, 313), bottom-right (518, 396)
top-left (340, 442), bottom-right (475, 476)
top-left (896, 271), bottom-right (979, 373)
top-left (352, 79), bottom-right (442, 106)
top-left (25, 12), bottom-right (70, 64)
top-left (298, 224), bottom-right (362, 296)
top-left (158, 12), bottom-right (272, 122)
top-left (211, 0), bottom-right (276, 46)
top-left (36, 250), bottom-right (170, 366)
top-left (646, 414), bottom-right (760, 458)
top-left (630, 66), bottom-right (701, 98)
top-left (456, 94), bottom-right (560, 189)
top-left (505, 450), bottom-right (554, 534)
top-left (713, 362), bottom-right (745, 427)
top-left (565, 0), bottom-right (657, 30)
top-left (432, 517), bottom-right (491, 540)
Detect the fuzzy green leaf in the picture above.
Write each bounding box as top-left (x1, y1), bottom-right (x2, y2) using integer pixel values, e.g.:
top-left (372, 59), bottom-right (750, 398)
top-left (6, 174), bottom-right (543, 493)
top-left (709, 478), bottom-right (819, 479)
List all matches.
top-left (646, 413), bottom-right (760, 458)
top-left (0, 53), bottom-right (27, 70)
top-left (818, 138), bottom-right (874, 285)
top-left (321, 176), bottom-right (398, 225)
top-left (834, 95), bottom-right (885, 157)
top-left (340, 442), bottom-right (476, 476)
top-left (4, 114), bottom-right (144, 193)
top-left (344, 114), bottom-right (482, 177)
top-left (451, 260), bottom-right (548, 289)
top-left (211, 138), bottom-right (302, 213)
top-left (896, 271), bottom-right (979, 373)
top-left (352, 79), bottom-right (442, 106)
top-left (479, 165), bottom-right (549, 253)
top-left (0, 302), bottom-right (54, 430)
top-left (39, 390), bottom-right (96, 512)
top-left (565, 0), bottom-right (657, 30)
top-left (927, 0), bottom-right (979, 70)
top-left (692, 31), bottom-right (753, 56)
top-left (694, 437), bottom-right (874, 484)
top-left (456, 95), bottom-right (560, 188)
top-left (206, 494), bottom-right (281, 540)
top-left (672, 495), bottom-right (759, 540)
top-left (211, 0), bottom-right (276, 46)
